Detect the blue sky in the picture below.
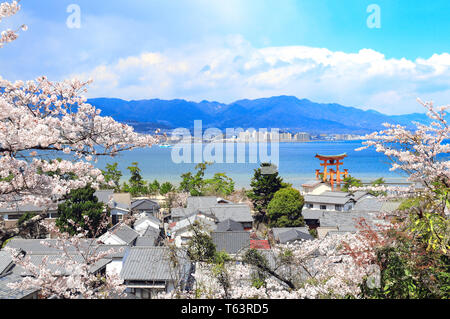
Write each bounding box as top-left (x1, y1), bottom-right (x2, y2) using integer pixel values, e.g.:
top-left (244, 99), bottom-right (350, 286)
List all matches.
top-left (0, 0), bottom-right (449, 114)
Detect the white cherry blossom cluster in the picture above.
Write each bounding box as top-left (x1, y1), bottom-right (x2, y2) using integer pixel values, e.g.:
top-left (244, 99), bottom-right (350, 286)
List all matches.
top-left (4, 215), bottom-right (126, 299)
top-left (0, 1), bottom-right (26, 48)
top-left (0, 0), bottom-right (19, 21)
top-left (159, 233), bottom-right (378, 299)
top-left (0, 0), bottom-right (158, 246)
top-left (355, 99), bottom-right (449, 198)
top-left (0, 73), bottom-right (158, 210)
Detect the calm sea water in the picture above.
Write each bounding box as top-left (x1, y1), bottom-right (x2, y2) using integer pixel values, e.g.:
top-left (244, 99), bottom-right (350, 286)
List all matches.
top-left (94, 141), bottom-right (408, 189)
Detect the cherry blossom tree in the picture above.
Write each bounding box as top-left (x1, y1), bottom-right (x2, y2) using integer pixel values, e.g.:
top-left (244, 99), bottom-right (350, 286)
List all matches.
top-left (158, 233), bottom-right (379, 299)
top-left (355, 99), bottom-right (449, 253)
top-left (0, 1), bottom-right (158, 246)
top-left (355, 99), bottom-right (449, 201)
top-left (350, 99), bottom-right (449, 297)
top-left (0, 0), bottom-right (26, 47)
top-left (4, 213), bottom-right (126, 299)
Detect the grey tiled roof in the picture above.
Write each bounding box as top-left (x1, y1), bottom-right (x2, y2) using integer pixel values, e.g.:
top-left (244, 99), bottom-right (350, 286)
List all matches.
top-left (170, 214), bottom-right (217, 233)
top-left (5, 239), bottom-right (84, 254)
top-left (177, 197), bottom-right (252, 225)
top-left (272, 227), bottom-right (313, 243)
top-left (353, 197), bottom-right (401, 213)
top-left (351, 191), bottom-right (369, 201)
top-left (134, 215), bottom-right (160, 227)
top-left (4, 240), bottom-right (127, 276)
top-left (278, 229), bottom-right (310, 243)
top-left (94, 190), bottom-right (114, 205)
top-left (135, 236), bottom-right (158, 247)
top-left (317, 191), bottom-right (368, 201)
top-left (0, 273), bottom-right (39, 299)
top-left (212, 231), bottom-right (250, 255)
top-left (120, 247), bottom-right (190, 281)
top-left (143, 226), bottom-right (161, 238)
top-left (215, 219), bottom-right (244, 232)
top-left (95, 190), bottom-right (130, 211)
top-left (135, 227), bottom-right (160, 247)
top-left (353, 197), bottom-right (384, 212)
top-left (301, 209), bottom-right (325, 219)
top-left (186, 196), bottom-right (220, 209)
top-left (107, 223), bottom-right (140, 245)
top-left (12, 254), bottom-right (110, 276)
top-left (131, 199), bottom-right (160, 211)
top-left (110, 202), bottom-right (130, 211)
top-left (319, 211), bottom-right (375, 229)
top-left (319, 191), bottom-right (351, 198)
top-left (302, 180), bottom-right (322, 187)
top-left (0, 191), bottom-right (132, 215)
top-left (170, 207), bottom-right (197, 219)
top-left (304, 194), bottom-right (353, 205)
top-left (90, 258), bottom-right (114, 273)
top-left (0, 202), bottom-right (57, 213)
top-left (210, 205), bottom-right (253, 223)
top-left (5, 239), bottom-right (127, 258)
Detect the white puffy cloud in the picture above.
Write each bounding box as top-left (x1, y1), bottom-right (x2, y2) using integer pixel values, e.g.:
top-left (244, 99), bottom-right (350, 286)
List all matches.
top-left (75, 35), bottom-right (450, 115)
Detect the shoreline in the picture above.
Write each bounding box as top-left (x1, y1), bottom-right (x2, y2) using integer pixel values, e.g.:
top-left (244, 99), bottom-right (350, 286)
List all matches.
top-left (120, 174), bottom-right (410, 190)
top-left (163, 139), bottom-right (365, 144)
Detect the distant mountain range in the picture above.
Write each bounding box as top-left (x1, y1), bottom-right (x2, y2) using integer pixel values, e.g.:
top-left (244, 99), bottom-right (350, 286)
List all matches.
top-left (87, 96), bottom-right (432, 134)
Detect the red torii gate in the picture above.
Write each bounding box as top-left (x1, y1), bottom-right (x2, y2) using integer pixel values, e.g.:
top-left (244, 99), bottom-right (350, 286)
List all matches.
top-left (315, 153), bottom-right (349, 187)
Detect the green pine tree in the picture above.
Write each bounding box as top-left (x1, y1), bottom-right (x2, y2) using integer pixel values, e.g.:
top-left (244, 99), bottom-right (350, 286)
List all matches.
top-left (267, 187), bottom-right (305, 227)
top-left (341, 175), bottom-right (363, 192)
top-left (100, 162), bottom-right (122, 192)
top-left (247, 163), bottom-right (285, 223)
top-left (124, 162), bottom-right (147, 196)
top-left (55, 185), bottom-right (108, 237)
top-left (160, 181), bottom-right (175, 195)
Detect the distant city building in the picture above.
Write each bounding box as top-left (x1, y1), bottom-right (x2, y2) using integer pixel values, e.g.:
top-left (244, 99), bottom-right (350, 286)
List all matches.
top-left (238, 129), bottom-right (273, 142)
top-left (294, 132), bottom-right (310, 142)
top-left (237, 129), bottom-right (312, 143)
top-left (279, 132), bottom-right (292, 142)
top-left (257, 130), bottom-right (271, 142)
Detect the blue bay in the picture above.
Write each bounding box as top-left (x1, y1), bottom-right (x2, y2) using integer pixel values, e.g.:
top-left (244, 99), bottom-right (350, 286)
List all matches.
top-left (94, 141), bottom-right (408, 189)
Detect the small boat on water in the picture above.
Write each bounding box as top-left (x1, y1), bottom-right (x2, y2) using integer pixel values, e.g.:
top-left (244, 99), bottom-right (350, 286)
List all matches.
top-left (159, 143), bottom-right (172, 148)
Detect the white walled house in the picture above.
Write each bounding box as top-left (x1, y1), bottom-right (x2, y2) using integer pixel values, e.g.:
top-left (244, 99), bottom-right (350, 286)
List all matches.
top-left (301, 180), bottom-right (332, 195)
top-left (131, 199), bottom-right (160, 217)
top-left (106, 259), bottom-right (124, 277)
top-left (120, 247), bottom-right (192, 299)
top-left (94, 190), bottom-right (132, 225)
top-left (209, 205), bottom-right (253, 230)
top-left (110, 203), bottom-right (131, 225)
top-left (0, 202), bottom-right (58, 230)
top-left (304, 193), bottom-right (357, 211)
top-left (167, 213), bottom-right (217, 247)
top-left (99, 233), bottom-right (126, 246)
top-left (99, 223), bottom-right (140, 246)
top-left (133, 215), bottom-right (161, 236)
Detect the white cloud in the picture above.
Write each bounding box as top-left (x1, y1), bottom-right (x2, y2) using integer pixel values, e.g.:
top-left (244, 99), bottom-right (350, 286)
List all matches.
top-left (74, 36), bottom-right (450, 115)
